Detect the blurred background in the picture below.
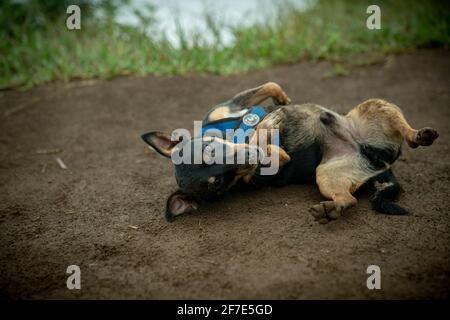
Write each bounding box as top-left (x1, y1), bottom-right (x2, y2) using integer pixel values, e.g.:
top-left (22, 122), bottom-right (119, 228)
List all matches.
top-left (0, 0), bottom-right (449, 89)
top-left (1, 0), bottom-right (450, 300)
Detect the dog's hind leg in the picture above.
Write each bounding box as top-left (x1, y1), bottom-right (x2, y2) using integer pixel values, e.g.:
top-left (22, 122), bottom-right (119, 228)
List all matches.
top-left (347, 99), bottom-right (439, 148)
top-left (205, 82), bottom-right (291, 122)
top-left (370, 169), bottom-right (408, 215)
top-left (311, 175), bottom-right (357, 224)
top-left (310, 154), bottom-right (380, 223)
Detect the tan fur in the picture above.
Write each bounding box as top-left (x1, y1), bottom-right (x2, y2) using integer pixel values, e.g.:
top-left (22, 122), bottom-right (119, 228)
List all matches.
top-left (205, 82), bottom-right (291, 124)
top-left (208, 106), bottom-right (231, 122)
top-left (346, 99), bottom-right (417, 148)
top-left (246, 82), bottom-right (291, 106)
top-left (243, 96), bottom-right (437, 222)
top-left (311, 98), bottom-right (438, 222)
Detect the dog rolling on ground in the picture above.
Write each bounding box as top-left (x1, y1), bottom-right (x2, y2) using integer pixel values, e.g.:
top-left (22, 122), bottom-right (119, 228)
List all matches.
top-left (142, 82), bottom-right (439, 223)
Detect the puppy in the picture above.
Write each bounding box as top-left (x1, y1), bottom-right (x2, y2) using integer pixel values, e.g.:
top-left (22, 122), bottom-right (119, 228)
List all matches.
top-left (142, 82), bottom-right (439, 223)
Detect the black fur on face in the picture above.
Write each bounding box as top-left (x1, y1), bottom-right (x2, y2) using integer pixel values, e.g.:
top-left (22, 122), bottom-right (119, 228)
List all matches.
top-left (174, 163), bottom-right (237, 199)
top-left (173, 138), bottom-right (254, 199)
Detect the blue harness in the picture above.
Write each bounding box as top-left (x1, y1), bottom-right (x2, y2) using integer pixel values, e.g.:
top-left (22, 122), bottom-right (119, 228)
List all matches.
top-left (201, 106), bottom-right (270, 144)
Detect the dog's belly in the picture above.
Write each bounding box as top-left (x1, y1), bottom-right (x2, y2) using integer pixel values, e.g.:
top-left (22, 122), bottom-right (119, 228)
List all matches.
top-left (321, 133), bottom-right (359, 163)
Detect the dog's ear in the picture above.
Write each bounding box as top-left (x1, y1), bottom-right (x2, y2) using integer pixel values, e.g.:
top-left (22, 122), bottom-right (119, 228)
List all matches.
top-left (141, 131), bottom-right (181, 158)
top-left (165, 191), bottom-right (199, 222)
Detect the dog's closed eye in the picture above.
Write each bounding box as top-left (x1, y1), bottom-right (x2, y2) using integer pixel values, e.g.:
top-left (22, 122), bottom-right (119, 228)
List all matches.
top-left (208, 176), bottom-right (216, 184)
top-left (207, 176), bottom-right (223, 189)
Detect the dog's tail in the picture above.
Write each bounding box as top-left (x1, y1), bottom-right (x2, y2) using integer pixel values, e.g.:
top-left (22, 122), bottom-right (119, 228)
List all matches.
top-left (370, 169), bottom-right (409, 215)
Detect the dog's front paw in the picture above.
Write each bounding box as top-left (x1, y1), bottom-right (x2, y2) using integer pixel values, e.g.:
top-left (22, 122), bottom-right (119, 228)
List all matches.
top-left (310, 204), bottom-right (328, 224)
top-left (277, 92), bottom-right (291, 105)
top-left (265, 82), bottom-right (291, 105)
top-left (415, 127), bottom-right (439, 146)
top-left (274, 90), bottom-right (291, 106)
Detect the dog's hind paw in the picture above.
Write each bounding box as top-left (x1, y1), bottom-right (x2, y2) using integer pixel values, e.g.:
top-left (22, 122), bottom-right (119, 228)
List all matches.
top-left (415, 127), bottom-right (439, 146)
top-left (310, 204), bottom-right (326, 219)
top-left (310, 201), bottom-right (342, 223)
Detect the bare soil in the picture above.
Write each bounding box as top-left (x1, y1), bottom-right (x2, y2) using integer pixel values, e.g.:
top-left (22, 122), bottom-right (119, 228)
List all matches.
top-left (0, 49), bottom-right (449, 299)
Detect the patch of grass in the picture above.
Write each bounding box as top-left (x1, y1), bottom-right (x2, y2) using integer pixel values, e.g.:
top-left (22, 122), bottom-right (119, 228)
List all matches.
top-left (1, 0), bottom-right (449, 88)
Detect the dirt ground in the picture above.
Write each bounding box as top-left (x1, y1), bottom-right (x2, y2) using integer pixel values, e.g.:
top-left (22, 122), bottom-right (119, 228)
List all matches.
top-left (0, 49), bottom-right (449, 299)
